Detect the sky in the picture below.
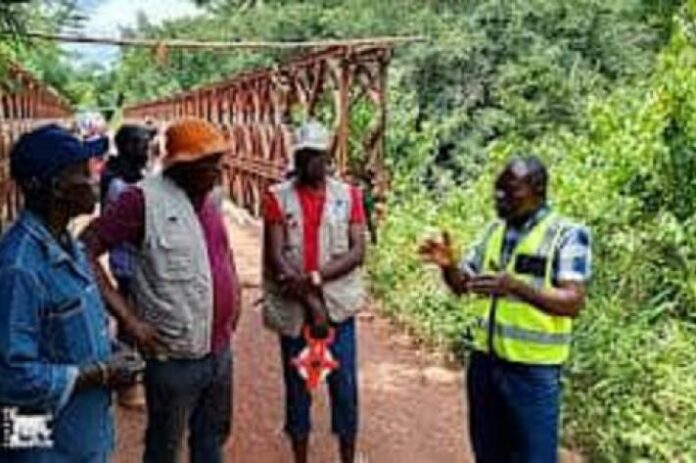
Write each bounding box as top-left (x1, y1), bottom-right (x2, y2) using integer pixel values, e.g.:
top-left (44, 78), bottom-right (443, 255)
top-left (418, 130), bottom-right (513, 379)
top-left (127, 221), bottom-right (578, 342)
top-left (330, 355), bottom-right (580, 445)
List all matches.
top-left (63, 0), bottom-right (203, 68)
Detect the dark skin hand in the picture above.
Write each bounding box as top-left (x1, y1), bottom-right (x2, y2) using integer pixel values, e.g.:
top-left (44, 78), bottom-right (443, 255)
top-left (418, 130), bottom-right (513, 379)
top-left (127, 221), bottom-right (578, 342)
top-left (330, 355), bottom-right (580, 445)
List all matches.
top-left (267, 221), bottom-right (335, 337)
top-left (266, 222), bottom-right (309, 295)
top-left (467, 273), bottom-right (586, 317)
top-left (420, 233), bottom-right (586, 317)
top-left (419, 231), bottom-right (471, 295)
top-left (80, 152), bottom-right (228, 355)
top-left (78, 235), bottom-right (169, 356)
top-left (75, 349), bottom-right (145, 392)
top-left (24, 159), bottom-right (151, 388)
top-left (267, 148), bottom-right (366, 334)
top-left (419, 158), bottom-right (587, 318)
top-left (318, 222), bottom-right (365, 282)
top-left (303, 290), bottom-right (330, 338)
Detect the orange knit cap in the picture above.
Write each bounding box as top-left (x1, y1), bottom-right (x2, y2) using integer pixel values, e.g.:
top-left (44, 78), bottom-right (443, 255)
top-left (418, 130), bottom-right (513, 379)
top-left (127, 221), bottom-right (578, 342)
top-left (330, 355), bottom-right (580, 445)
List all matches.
top-left (163, 118), bottom-right (228, 167)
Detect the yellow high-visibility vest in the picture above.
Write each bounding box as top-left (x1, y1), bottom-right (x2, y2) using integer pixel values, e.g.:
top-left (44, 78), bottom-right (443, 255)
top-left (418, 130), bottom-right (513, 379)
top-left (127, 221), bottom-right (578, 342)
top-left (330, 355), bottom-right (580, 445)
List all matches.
top-left (470, 212), bottom-right (573, 365)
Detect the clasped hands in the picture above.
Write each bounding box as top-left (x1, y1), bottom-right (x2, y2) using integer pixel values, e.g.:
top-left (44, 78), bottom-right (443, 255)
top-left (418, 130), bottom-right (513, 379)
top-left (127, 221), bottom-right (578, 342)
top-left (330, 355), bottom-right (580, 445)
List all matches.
top-left (278, 270), bottom-right (330, 339)
top-left (277, 269), bottom-right (320, 298)
top-left (77, 348), bottom-right (146, 392)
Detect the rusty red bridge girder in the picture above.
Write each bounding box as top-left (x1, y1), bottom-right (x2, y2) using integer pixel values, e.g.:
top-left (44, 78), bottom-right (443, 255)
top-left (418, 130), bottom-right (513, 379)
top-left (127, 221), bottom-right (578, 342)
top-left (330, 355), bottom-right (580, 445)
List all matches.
top-left (124, 45), bottom-right (391, 216)
top-left (0, 61), bottom-right (72, 229)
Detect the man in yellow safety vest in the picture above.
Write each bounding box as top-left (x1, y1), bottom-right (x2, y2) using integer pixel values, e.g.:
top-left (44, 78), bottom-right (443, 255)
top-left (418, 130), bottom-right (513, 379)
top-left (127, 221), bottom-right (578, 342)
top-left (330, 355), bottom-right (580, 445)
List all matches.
top-left (420, 156), bottom-right (592, 463)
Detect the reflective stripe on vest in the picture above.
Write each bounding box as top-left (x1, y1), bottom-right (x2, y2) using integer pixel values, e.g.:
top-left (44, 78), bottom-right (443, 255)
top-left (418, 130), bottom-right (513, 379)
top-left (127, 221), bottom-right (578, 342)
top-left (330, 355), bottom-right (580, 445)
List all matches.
top-left (475, 318), bottom-right (571, 345)
top-left (470, 212), bottom-right (573, 365)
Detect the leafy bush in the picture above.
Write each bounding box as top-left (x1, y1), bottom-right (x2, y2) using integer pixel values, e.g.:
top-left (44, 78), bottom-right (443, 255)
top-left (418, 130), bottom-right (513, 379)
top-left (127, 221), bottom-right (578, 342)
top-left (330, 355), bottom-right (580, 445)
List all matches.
top-left (370, 6), bottom-right (696, 460)
top-left (56, 0), bottom-right (694, 458)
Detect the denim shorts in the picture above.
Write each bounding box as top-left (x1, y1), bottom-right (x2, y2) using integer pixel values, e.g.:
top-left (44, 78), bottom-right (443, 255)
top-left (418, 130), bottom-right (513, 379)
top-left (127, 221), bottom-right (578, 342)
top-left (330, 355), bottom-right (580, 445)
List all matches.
top-left (279, 317), bottom-right (359, 440)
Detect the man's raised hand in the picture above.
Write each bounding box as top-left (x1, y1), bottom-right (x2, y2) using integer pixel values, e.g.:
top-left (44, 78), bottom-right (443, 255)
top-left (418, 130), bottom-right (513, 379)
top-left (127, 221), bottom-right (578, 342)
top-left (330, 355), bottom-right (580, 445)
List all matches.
top-left (418, 231), bottom-right (457, 268)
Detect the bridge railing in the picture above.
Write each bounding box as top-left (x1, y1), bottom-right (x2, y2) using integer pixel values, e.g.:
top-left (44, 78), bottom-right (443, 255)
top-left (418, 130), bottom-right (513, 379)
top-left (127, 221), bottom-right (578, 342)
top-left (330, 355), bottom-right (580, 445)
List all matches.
top-left (0, 62), bottom-right (72, 229)
top-left (124, 45), bottom-right (390, 216)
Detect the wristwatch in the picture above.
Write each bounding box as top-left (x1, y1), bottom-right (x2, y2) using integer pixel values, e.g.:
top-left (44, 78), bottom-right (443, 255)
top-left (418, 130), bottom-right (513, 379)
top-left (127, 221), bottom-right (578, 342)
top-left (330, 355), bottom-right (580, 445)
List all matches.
top-left (310, 270), bottom-right (323, 287)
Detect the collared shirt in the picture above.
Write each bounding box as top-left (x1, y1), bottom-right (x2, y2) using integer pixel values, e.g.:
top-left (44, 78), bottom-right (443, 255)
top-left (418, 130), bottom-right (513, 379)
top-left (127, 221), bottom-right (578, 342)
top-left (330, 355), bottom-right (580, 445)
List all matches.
top-left (0, 211), bottom-right (113, 459)
top-left (461, 206), bottom-right (592, 284)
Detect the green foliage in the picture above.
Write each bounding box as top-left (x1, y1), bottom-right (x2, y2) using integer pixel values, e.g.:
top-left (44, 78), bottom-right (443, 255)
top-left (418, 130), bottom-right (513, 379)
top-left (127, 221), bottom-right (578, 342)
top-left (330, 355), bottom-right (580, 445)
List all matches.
top-left (116, 1), bottom-right (689, 457)
top-left (114, 0), bottom-right (676, 183)
top-left (0, 2), bottom-right (28, 40)
top-left (371, 4), bottom-right (696, 460)
top-left (4, 0), bottom-right (690, 459)
top-left (0, 1), bottom-right (90, 107)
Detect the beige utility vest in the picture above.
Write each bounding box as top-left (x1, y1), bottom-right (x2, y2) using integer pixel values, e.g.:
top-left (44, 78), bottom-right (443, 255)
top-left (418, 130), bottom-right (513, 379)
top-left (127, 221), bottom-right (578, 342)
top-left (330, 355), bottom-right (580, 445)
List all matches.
top-left (131, 175), bottom-right (214, 358)
top-left (262, 178), bottom-right (366, 337)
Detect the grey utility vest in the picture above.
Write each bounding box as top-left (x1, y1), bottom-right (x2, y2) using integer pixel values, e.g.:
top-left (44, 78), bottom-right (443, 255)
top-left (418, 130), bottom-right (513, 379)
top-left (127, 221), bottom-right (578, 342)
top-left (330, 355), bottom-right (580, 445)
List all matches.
top-left (131, 175), bottom-right (213, 358)
top-left (263, 178), bottom-right (366, 337)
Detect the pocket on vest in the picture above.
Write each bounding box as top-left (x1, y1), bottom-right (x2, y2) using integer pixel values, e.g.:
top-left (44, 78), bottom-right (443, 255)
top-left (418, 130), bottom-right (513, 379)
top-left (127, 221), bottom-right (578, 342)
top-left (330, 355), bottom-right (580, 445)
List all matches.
top-left (327, 220), bottom-right (350, 254)
top-left (150, 215), bottom-right (197, 278)
top-left (162, 249), bottom-right (194, 280)
top-left (153, 232), bottom-right (196, 281)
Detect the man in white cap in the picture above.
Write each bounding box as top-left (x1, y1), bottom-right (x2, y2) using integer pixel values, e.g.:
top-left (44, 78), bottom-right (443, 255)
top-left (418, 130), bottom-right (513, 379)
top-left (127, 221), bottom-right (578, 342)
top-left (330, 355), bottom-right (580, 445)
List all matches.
top-left (262, 120), bottom-right (367, 463)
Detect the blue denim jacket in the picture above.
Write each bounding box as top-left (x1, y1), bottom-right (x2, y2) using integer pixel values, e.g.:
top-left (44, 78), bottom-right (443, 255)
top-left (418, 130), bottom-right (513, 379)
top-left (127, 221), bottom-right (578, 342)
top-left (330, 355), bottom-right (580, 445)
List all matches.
top-left (0, 211), bottom-right (114, 460)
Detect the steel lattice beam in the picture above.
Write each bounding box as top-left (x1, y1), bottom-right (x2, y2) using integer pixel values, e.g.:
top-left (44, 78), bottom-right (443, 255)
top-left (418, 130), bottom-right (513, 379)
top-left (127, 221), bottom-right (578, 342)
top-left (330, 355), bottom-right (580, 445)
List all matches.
top-left (0, 63), bottom-right (72, 229)
top-left (124, 45), bottom-right (391, 216)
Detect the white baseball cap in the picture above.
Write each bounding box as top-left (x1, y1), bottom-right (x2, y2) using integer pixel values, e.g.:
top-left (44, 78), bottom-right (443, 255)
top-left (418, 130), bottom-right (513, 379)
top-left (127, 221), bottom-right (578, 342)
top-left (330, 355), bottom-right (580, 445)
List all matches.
top-left (293, 120), bottom-right (330, 152)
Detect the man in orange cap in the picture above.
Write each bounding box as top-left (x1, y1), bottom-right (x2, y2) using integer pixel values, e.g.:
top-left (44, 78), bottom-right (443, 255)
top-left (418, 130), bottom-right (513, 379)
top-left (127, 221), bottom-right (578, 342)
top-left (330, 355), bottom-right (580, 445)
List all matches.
top-left (81, 118), bottom-right (241, 463)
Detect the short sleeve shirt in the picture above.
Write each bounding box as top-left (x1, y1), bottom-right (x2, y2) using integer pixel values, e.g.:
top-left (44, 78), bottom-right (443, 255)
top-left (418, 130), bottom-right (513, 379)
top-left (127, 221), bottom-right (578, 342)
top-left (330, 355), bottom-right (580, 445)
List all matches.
top-left (86, 186), bottom-right (239, 353)
top-left (263, 183), bottom-right (366, 272)
top-left (460, 207), bottom-right (592, 285)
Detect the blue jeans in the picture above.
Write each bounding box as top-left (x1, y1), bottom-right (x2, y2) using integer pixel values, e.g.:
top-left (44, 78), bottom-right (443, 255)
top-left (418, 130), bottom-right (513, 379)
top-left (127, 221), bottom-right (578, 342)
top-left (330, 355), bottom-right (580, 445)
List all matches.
top-left (280, 318), bottom-right (358, 440)
top-left (143, 348), bottom-right (232, 463)
top-left (467, 351), bottom-right (561, 463)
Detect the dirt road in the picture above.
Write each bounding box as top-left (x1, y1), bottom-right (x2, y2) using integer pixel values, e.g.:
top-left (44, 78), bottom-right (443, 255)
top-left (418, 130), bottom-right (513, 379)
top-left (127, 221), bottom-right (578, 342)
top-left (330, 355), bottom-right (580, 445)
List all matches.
top-left (114, 207), bottom-right (472, 463)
